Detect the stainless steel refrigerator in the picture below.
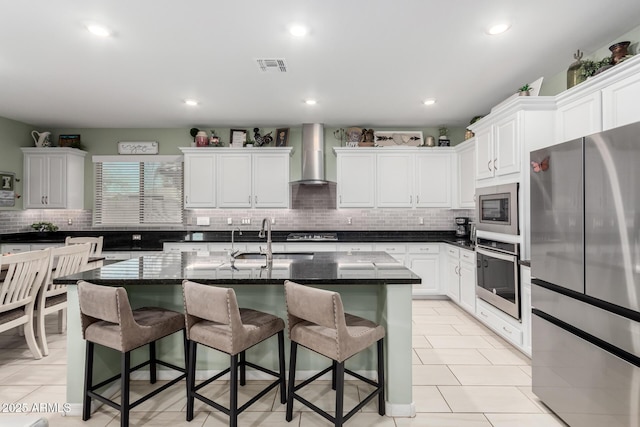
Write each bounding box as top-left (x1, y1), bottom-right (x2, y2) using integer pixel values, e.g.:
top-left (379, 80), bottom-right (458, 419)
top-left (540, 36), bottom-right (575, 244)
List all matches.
top-left (530, 121), bottom-right (640, 427)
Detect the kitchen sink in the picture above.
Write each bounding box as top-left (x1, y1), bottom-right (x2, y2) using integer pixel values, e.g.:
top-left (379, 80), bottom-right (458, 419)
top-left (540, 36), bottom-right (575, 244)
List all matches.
top-left (233, 252), bottom-right (314, 260)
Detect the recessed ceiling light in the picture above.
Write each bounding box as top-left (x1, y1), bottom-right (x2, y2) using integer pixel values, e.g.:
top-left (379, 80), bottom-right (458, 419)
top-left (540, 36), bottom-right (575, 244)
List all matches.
top-left (304, 99), bottom-right (317, 105)
top-left (289, 25), bottom-right (309, 37)
top-left (87, 24), bottom-right (111, 37)
top-left (184, 99), bottom-right (198, 106)
top-left (487, 23), bottom-right (511, 35)
top-left (423, 98), bottom-right (437, 106)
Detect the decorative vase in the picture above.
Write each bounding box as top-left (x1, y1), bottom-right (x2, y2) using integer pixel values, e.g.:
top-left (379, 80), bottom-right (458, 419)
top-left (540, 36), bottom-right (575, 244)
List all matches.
top-left (195, 131), bottom-right (208, 147)
top-left (518, 90), bottom-right (530, 96)
top-left (424, 136), bottom-right (436, 147)
top-left (567, 49), bottom-right (586, 89)
top-left (609, 41), bottom-right (631, 64)
top-left (464, 129), bottom-right (475, 140)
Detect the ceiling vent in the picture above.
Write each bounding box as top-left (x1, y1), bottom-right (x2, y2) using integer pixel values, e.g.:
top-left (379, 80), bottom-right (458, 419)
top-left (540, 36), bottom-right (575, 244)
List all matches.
top-left (256, 58), bottom-right (288, 73)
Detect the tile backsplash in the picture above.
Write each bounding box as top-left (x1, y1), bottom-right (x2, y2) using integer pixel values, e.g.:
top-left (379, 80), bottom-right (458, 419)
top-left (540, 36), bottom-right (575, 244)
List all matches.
top-left (0, 207), bottom-right (475, 234)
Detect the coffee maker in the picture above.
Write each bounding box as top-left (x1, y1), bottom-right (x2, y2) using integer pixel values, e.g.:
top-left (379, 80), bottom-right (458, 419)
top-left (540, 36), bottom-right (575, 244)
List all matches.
top-left (455, 217), bottom-right (470, 238)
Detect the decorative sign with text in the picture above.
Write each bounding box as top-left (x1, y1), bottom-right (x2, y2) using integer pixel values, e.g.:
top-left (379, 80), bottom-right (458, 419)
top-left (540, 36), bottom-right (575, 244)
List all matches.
top-left (117, 141), bottom-right (159, 155)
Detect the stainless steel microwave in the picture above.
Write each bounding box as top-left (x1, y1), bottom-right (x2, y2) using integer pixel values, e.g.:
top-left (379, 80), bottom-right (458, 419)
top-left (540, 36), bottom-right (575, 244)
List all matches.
top-left (476, 183), bottom-right (519, 235)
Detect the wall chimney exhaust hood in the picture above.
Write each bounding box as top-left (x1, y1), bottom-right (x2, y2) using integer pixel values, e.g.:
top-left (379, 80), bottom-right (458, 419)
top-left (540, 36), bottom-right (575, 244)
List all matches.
top-left (292, 123), bottom-right (333, 185)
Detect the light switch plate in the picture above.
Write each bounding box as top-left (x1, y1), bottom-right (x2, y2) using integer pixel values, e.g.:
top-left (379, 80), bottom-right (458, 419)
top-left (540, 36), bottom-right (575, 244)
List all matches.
top-left (196, 217), bottom-right (210, 226)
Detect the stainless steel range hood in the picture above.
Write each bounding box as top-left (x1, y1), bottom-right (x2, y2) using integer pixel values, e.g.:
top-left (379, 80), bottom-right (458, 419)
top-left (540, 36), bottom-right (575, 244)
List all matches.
top-left (292, 123), bottom-right (332, 185)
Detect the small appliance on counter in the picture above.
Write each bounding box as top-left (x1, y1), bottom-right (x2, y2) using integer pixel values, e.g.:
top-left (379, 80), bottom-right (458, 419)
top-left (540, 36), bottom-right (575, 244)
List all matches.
top-left (454, 217), bottom-right (470, 238)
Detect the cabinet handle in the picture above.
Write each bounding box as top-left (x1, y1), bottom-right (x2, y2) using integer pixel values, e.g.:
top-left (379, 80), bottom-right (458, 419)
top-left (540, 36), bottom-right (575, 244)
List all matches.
top-left (455, 266), bottom-right (459, 275)
top-left (480, 311), bottom-right (488, 318)
top-left (502, 326), bottom-right (512, 334)
top-left (185, 195), bottom-right (188, 203)
top-left (339, 195), bottom-right (342, 204)
top-left (41, 196), bottom-right (45, 204)
top-left (493, 158), bottom-right (498, 170)
top-left (487, 160), bottom-right (492, 172)
top-left (255, 195), bottom-right (258, 204)
top-left (410, 195), bottom-right (412, 204)
top-left (416, 195), bottom-right (419, 204)
top-left (45, 196), bottom-right (48, 204)
top-left (248, 195), bottom-right (251, 203)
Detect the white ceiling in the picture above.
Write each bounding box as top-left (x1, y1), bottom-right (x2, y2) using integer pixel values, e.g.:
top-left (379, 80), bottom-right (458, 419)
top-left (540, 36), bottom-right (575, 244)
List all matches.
top-left (2, 1), bottom-right (640, 129)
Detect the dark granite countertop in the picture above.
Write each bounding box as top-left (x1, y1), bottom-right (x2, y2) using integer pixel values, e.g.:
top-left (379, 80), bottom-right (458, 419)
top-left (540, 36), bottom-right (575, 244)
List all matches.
top-left (53, 251), bottom-right (422, 286)
top-left (1, 230), bottom-right (473, 251)
top-left (519, 259), bottom-right (531, 267)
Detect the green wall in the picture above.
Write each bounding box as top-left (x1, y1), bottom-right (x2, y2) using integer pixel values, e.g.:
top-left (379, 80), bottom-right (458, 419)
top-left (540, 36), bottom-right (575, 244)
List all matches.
top-left (0, 116), bottom-right (35, 210)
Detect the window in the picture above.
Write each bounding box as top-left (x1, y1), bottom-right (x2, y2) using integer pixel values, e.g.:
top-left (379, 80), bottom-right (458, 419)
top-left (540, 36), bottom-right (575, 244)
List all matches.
top-left (93, 155), bottom-right (183, 226)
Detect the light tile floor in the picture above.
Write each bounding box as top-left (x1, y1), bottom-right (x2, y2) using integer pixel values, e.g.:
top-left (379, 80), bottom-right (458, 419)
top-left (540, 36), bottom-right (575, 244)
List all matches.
top-left (0, 300), bottom-right (568, 426)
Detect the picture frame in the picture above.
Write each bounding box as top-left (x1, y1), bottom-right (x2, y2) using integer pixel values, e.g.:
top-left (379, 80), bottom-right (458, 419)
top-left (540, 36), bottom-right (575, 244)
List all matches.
top-left (230, 129), bottom-right (247, 148)
top-left (275, 128), bottom-right (289, 147)
top-left (0, 172), bottom-right (16, 207)
top-left (117, 141), bottom-right (159, 155)
top-left (58, 134), bottom-right (81, 148)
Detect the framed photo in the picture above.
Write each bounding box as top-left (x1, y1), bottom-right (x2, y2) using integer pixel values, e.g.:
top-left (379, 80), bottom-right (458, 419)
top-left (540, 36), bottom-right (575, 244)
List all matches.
top-left (275, 128), bottom-right (289, 147)
top-left (0, 172), bottom-right (15, 207)
top-left (230, 129), bottom-right (247, 148)
top-left (117, 141), bottom-right (159, 154)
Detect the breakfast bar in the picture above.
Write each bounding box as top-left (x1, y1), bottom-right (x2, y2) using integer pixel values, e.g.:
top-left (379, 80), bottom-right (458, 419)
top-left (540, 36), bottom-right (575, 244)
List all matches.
top-left (54, 251), bottom-right (420, 417)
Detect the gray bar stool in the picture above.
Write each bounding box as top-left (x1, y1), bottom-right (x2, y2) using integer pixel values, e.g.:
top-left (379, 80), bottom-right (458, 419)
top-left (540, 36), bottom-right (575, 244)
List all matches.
top-left (283, 280), bottom-right (386, 427)
top-left (182, 280), bottom-right (286, 427)
top-left (77, 280), bottom-right (187, 427)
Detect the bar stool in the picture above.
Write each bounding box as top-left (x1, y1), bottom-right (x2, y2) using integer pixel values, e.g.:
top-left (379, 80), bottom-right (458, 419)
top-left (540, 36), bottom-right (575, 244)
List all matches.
top-left (77, 280), bottom-right (186, 427)
top-left (283, 280), bottom-right (386, 427)
top-left (182, 280), bottom-right (286, 427)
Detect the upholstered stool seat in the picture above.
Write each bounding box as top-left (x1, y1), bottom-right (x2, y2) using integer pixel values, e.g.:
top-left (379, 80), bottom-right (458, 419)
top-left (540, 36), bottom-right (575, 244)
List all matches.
top-left (78, 280), bottom-right (187, 427)
top-left (284, 280), bottom-right (386, 427)
top-left (182, 280), bottom-right (286, 427)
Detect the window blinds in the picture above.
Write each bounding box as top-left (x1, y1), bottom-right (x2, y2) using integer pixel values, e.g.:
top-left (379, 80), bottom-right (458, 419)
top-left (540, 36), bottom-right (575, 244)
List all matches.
top-left (93, 155), bottom-right (183, 226)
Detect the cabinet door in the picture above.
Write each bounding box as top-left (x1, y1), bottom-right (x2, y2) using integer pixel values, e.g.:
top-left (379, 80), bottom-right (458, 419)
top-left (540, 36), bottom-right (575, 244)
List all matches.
top-left (602, 72), bottom-right (640, 130)
top-left (407, 253), bottom-right (441, 296)
top-left (456, 141), bottom-right (476, 208)
top-left (415, 153), bottom-right (452, 207)
top-left (24, 154), bottom-right (48, 208)
top-left (494, 114), bottom-right (520, 177)
top-left (336, 153), bottom-right (375, 208)
top-left (253, 153), bottom-right (290, 208)
top-left (184, 154), bottom-right (216, 208)
top-left (556, 92), bottom-right (602, 143)
top-left (446, 256), bottom-right (460, 302)
top-left (475, 127), bottom-right (494, 180)
top-left (45, 154), bottom-right (67, 208)
top-left (459, 253), bottom-right (477, 314)
top-left (217, 154), bottom-right (252, 208)
top-left (377, 153), bottom-right (413, 207)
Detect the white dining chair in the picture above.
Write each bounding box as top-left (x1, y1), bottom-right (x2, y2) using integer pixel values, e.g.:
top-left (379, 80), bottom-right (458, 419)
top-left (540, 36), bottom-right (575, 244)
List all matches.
top-left (65, 236), bottom-right (103, 257)
top-left (36, 243), bottom-right (91, 356)
top-left (0, 248), bottom-right (51, 359)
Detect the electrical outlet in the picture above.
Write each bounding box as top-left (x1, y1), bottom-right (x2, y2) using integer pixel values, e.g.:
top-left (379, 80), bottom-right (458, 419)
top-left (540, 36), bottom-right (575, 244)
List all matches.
top-left (347, 217), bottom-right (352, 225)
top-left (419, 217), bottom-right (424, 225)
top-left (241, 218), bottom-right (251, 225)
top-left (227, 217), bottom-right (233, 225)
top-left (67, 218), bottom-right (73, 225)
top-left (271, 217), bottom-right (276, 225)
top-left (132, 234), bottom-right (141, 241)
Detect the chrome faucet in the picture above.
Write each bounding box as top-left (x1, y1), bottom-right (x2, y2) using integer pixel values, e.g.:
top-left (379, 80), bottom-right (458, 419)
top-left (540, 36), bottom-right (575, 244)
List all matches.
top-left (230, 227), bottom-right (242, 259)
top-left (258, 218), bottom-right (273, 263)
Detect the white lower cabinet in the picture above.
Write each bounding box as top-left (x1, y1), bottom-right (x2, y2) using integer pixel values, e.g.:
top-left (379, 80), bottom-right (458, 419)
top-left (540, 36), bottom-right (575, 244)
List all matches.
top-left (445, 246), bottom-right (476, 314)
top-left (445, 246), bottom-right (461, 302)
top-left (406, 244), bottom-right (441, 296)
top-left (476, 298), bottom-right (523, 348)
top-left (373, 243), bottom-right (406, 263)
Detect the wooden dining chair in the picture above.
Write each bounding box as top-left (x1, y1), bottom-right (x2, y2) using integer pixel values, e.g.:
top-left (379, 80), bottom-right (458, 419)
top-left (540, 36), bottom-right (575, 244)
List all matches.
top-left (36, 243), bottom-right (91, 356)
top-left (65, 236), bottom-right (103, 257)
top-left (0, 248), bottom-right (51, 359)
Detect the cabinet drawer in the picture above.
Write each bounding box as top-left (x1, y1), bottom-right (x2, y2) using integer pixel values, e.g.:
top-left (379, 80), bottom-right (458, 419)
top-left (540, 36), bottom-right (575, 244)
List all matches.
top-left (337, 243), bottom-right (374, 252)
top-left (446, 246), bottom-right (460, 258)
top-left (407, 244), bottom-right (440, 254)
top-left (460, 249), bottom-right (475, 263)
top-left (476, 300), bottom-right (523, 347)
top-left (103, 251), bottom-right (132, 260)
top-left (1, 244), bottom-right (32, 254)
top-left (163, 243), bottom-right (209, 253)
top-left (373, 243), bottom-right (406, 254)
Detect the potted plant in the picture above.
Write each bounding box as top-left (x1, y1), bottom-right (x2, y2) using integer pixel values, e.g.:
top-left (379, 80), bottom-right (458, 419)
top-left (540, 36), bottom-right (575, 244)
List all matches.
top-left (517, 84), bottom-right (532, 96)
top-left (31, 222), bottom-right (59, 232)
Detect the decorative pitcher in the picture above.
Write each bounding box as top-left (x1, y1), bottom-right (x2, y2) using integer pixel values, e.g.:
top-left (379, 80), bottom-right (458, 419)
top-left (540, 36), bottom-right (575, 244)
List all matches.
top-left (31, 130), bottom-right (51, 147)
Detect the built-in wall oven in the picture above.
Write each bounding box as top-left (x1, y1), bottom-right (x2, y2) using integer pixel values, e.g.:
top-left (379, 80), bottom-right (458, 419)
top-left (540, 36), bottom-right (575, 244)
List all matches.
top-left (476, 183), bottom-right (519, 235)
top-left (476, 237), bottom-right (520, 319)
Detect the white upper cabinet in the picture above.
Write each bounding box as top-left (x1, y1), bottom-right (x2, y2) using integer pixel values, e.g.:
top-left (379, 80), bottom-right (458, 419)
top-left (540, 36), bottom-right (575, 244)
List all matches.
top-left (474, 113), bottom-right (520, 181)
top-left (335, 150), bottom-right (376, 208)
top-left (252, 152), bottom-right (290, 208)
top-left (21, 148), bottom-right (86, 209)
top-left (183, 152), bottom-right (216, 208)
top-left (377, 152), bottom-right (414, 207)
top-left (455, 139), bottom-right (475, 208)
top-left (602, 68), bottom-right (640, 130)
top-left (415, 152), bottom-right (452, 207)
top-left (556, 91), bottom-right (602, 143)
top-left (180, 147), bottom-right (292, 209)
top-left (335, 147), bottom-right (452, 209)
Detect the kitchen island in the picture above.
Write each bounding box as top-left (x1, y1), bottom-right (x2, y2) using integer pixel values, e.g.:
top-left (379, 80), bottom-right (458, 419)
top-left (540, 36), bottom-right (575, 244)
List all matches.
top-left (55, 251), bottom-right (420, 417)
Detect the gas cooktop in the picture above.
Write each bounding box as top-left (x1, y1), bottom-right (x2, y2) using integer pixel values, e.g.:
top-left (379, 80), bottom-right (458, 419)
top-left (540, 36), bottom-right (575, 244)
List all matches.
top-left (286, 233), bottom-right (338, 241)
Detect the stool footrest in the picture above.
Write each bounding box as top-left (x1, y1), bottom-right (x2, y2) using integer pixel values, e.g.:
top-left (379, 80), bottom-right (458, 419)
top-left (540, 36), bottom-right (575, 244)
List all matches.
top-left (293, 365), bottom-right (333, 391)
top-left (194, 367), bottom-right (230, 392)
